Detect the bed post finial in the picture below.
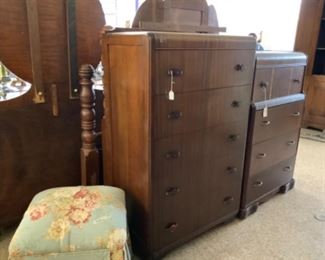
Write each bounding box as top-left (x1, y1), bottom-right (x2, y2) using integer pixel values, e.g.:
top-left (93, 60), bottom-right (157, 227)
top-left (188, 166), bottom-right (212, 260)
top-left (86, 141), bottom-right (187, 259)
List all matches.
top-left (79, 64), bottom-right (99, 185)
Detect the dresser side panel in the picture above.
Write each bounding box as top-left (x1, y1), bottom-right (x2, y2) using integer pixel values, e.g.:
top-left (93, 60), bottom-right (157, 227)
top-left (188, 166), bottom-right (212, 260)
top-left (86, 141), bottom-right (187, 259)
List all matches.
top-left (101, 34), bottom-right (152, 246)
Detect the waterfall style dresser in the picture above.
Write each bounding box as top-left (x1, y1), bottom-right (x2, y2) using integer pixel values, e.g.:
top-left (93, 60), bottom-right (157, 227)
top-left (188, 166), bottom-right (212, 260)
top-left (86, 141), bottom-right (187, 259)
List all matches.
top-left (101, 31), bottom-right (256, 258)
top-left (239, 52), bottom-right (307, 218)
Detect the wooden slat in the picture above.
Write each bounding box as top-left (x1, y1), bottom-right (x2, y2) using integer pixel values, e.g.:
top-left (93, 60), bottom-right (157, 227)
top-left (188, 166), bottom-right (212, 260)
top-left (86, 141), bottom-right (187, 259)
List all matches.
top-left (26, 0), bottom-right (45, 103)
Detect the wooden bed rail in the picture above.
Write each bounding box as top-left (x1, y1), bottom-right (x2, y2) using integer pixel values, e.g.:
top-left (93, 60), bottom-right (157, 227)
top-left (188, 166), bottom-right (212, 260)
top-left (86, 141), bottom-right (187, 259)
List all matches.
top-left (79, 64), bottom-right (100, 185)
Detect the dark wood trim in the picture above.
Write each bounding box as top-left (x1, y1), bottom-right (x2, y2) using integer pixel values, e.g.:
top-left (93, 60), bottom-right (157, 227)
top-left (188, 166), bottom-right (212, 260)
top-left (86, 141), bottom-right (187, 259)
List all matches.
top-left (66, 0), bottom-right (79, 99)
top-left (279, 178), bottom-right (295, 193)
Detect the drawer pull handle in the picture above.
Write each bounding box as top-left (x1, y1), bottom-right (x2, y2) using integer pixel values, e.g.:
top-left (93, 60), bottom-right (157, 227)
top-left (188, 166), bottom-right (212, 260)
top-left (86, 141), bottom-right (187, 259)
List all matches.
top-left (292, 79), bottom-right (301, 84)
top-left (291, 112), bottom-right (301, 117)
top-left (226, 167), bottom-right (238, 175)
top-left (165, 187), bottom-right (181, 197)
top-left (223, 196), bottom-right (235, 205)
top-left (257, 153), bottom-right (267, 159)
top-left (231, 100), bottom-right (240, 108)
top-left (168, 111), bottom-right (183, 120)
top-left (228, 134), bottom-right (240, 142)
top-left (253, 180), bottom-right (264, 188)
top-left (260, 81), bottom-right (269, 88)
top-left (261, 120), bottom-right (271, 126)
top-left (167, 68), bottom-right (183, 77)
top-left (283, 166), bottom-right (293, 172)
top-left (234, 64), bottom-right (245, 71)
top-left (287, 140), bottom-right (296, 145)
top-left (165, 150), bottom-right (181, 160)
top-left (165, 222), bottom-right (178, 232)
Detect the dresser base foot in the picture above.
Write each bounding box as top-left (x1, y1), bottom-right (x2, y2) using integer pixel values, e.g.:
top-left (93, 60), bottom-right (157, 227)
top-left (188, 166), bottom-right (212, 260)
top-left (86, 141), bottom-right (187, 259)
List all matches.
top-left (279, 178), bottom-right (295, 194)
top-left (239, 203), bottom-right (259, 219)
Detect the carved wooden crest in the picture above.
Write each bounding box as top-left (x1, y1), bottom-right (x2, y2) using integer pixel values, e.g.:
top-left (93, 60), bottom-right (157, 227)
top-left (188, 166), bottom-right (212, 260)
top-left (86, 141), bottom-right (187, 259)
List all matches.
top-left (132, 0), bottom-right (226, 33)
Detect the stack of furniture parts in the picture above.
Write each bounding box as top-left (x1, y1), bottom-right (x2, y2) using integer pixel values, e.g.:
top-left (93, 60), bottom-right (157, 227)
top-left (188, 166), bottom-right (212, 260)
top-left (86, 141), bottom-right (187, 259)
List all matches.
top-left (240, 52), bottom-right (307, 218)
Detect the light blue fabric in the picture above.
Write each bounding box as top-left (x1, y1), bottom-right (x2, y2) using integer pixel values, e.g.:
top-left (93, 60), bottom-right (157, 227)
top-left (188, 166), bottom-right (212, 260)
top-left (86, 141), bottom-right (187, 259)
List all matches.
top-left (8, 186), bottom-right (131, 260)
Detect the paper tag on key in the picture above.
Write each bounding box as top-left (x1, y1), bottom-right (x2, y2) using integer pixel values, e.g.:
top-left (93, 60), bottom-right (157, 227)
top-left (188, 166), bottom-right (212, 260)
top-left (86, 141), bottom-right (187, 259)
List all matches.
top-left (168, 69), bottom-right (175, 101)
top-left (168, 90), bottom-right (175, 101)
top-left (263, 106), bottom-right (268, 118)
top-left (262, 84), bottom-right (268, 118)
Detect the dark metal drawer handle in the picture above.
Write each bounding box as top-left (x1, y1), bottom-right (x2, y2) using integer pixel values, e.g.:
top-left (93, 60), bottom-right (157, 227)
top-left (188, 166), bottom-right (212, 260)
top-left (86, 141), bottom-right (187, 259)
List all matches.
top-left (231, 100), bottom-right (240, 108)
top-left (253, 180), bottom-right (264, 188)
top-left (168, 111), bottom-right (183, 120)
top-left (260, 81), bottom-right (269, 88)
top-left (287, 140), bottom-right (296, 146)
top-left (261, 120), bottom-right (271, 126)
top-left (165, 150), bottom-right (181, 160)
top-left (257, 153), bottom-right (267, 159)
top-left (165, 222), bottom-right (178, 232)
top-left (167, 68), bottom-right (183, 77)
top-left (165, 187), bottom-right (181, 197)
top-left (234, 64), bottom-right (245, 71)
top-left (291, 112), bottom-right (301, 117)
top-left (292, 79), bottom-right (301, 84)
top-left (283, 166), bottom-right (293, 172)
top-left (226, 167), bottom-right (238, 175)
top-left (223, 196), bottom-right (235, 205)
top-left (228, 134), bottom-right (240, 142)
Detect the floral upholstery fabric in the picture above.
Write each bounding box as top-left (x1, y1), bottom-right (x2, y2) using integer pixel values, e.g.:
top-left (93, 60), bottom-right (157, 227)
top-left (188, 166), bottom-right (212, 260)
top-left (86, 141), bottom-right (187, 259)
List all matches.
top-left (8, 186), bottom-right (131, 260)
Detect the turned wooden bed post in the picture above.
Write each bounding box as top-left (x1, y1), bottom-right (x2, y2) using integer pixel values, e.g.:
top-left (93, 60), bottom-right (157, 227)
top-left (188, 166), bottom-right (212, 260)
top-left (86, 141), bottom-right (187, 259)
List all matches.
top-left (79, 64), bottom-right (99, 185)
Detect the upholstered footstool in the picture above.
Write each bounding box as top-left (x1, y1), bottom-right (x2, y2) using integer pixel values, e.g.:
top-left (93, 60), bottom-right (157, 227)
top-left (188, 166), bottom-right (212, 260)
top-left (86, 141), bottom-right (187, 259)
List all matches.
top-left (8, 186), bottom-right (131, 260)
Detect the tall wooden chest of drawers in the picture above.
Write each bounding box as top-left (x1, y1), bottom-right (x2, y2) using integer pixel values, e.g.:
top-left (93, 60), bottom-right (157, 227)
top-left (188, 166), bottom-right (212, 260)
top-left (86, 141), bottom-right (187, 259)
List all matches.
top-left (101, 32), bottom-right (256, 258)
top-left (240, 52), bottom-right (307, 219)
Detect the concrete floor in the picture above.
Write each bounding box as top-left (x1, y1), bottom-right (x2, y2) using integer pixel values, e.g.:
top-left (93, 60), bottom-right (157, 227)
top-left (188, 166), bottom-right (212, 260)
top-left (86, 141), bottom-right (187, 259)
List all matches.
top-left (1, 137), bottom-right (325, 260)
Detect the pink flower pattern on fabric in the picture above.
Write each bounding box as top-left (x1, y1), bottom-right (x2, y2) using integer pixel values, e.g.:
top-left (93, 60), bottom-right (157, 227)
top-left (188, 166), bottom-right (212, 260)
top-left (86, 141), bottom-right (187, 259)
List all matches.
top-left (28, 187), bottom-right (102, 238)
top-left (29, 204), bottom-right (48, 221)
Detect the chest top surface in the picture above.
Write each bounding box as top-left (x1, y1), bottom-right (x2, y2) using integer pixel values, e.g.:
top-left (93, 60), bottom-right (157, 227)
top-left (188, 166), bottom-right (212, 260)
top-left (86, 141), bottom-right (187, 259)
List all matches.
top-left (255, 51), bottom-right (307, 68)
top-left (103, 31), bottom-right (256, 50)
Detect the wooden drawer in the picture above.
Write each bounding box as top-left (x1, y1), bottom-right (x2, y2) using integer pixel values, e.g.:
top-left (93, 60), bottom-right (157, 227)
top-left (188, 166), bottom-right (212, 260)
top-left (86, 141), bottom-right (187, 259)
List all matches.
top-left (154, 85), bottom-right (251, 138)
top-left (153, 124), bottom-right (246, 185)
top-left (245, 156), bottom-right (296, 205)
top-left (195, 153), bottom-right (243, 227)
top-left (154, 50), bottom-right (255, 95)
top-left (252, 96), bottom-right (304, 144)
top-left (249, 131), bottom-right (299, 176)
top-left (252, 66), bottom-right (305, 102)
top-left (153, 151), bottom-right (244, 249)
top-left (153, 179), bottom-right (196, 250)
top-left (289, 66), bottom-right (305, 94)
top-left (252, 68), bottom-right (272, 102)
